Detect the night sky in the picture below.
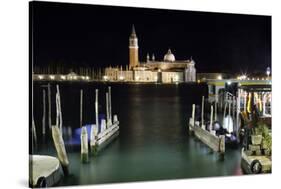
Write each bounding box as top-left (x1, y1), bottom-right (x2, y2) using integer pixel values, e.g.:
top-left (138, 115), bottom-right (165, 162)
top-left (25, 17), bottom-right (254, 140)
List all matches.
top-left (30, 1), bottom-right (271, 74)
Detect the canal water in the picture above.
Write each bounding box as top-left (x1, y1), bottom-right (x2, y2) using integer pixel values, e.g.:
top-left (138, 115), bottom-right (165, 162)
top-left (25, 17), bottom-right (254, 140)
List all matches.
top-left (31, 82), bottom-right (243, 186)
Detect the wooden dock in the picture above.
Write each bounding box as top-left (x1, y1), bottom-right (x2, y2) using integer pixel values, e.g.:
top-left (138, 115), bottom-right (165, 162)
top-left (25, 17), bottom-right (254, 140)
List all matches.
top-left (189, 118), bottom-right (225, 155)
top-left (90, 87), bottom-right (120, 155)
top-left (188, 101), bottom-right (225, 156)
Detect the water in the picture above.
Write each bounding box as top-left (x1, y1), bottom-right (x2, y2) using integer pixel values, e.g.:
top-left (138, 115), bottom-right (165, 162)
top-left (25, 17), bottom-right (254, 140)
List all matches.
top-left (31, 82), bottom-right (243, 186)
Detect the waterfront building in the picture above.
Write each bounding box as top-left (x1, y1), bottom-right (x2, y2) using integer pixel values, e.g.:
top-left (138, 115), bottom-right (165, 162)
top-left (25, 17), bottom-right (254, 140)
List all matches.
top-left (104, 25), bottom-right (196, 83)
top-left (196, 72), bottom-right (232, 82)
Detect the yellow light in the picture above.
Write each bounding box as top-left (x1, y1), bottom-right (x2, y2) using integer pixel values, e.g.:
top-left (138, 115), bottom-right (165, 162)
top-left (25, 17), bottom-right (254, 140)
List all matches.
top-left (86, 76), bottom-right (89, 80)
top-left (154, 76), bottom-right (158, 81)
top-left (38, 75), bottom-right (43, 80)
top-left (119, 76), bottom-right (124, 80)
top-left (247, 93), bottom-right (251, 113)
top-left (60, 75), bottom-right (66, 80)
top-left (136, 76), bottom-right (140, 80)
top-left (175, 75), bottom-right (179, 82)
top-left (103, 75), bottom-right (108, 80)
top-left (50, 75), bottom-right (55, 80)
top-left (217, 75), bottom-right (222, 80)
top-left (73, 76), bottom-right (77, 80)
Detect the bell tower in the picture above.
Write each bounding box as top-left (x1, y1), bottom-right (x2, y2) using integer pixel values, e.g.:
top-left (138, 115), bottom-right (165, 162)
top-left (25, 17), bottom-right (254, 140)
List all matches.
top-left (129, 25), bottom-right (139, 69)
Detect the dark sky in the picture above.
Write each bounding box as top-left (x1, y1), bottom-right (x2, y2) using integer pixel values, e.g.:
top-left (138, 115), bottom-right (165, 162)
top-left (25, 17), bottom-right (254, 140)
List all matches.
top-left (30, 1), bottom-right (271, 73)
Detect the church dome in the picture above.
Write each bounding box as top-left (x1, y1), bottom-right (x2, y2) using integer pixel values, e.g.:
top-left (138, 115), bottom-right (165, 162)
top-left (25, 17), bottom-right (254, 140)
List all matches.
top-left (164, 49), bottom-right (175, 62)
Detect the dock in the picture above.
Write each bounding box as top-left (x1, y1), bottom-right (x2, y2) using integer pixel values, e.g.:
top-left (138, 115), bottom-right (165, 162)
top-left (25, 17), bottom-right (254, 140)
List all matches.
top-left (189, 119), bottom-right (225, 155)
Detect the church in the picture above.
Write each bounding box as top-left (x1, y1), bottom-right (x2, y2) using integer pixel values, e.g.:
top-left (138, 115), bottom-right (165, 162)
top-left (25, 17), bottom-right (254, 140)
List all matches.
top-left (104, 25), bottom-right (196, 83)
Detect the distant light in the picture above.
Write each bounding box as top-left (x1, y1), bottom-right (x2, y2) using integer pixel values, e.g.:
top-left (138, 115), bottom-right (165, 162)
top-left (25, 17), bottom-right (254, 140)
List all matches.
top-left (217, 75), bottom-right (222, 80)
top-left (227, 81), bottom-right (231, 85)
top-left (86, 76), bottom-right (90, 80)
top-left (197, 79), bottom-right (201, 83)
top-left (50, 75), bottom-right (55, 80)
top-left (266, 67), bottom-right (271, 76)
top-left (38, 75), bottom-right (44, 80)
top-left (73, 76), bottom-right (77, 80)
top-left (158, 69), bottom-right (161, 72)
top-left (135, 76), bottom-right (140, 80)
top-left (175, 75), bottom-right (179, 82)
top-left (241, 75), bottom-right (247, 80)
top-left (60, 75), bottom-right (66, 80)
top-left (119, 76), bottom-right (124, 80)
top-left (103, 75), bottom-right (108, 80)
top-left (154, 76), bottom-right (158, 81)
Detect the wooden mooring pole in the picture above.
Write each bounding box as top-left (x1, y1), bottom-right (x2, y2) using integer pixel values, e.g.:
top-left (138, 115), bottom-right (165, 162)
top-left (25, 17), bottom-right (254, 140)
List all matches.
top-left (106, 92), bottom-right (109, 127)
top-left (214, 101), bottom-right (217, 121)
top-left (56, 85), bottom-right (63, 132)
top-left (201, 96), bottom-right (205, 128)
top-left (80, 90), bottom-right (89, 163)
top-left (192, 104), bottom-right (195, 126)
top-left (108, 86), bottom-right (112, 125)
top-left (210, 105), bottom-right (213, 131)
top-left (90, 89), bottom-right (99, 155)
top-left (42, 89), bottom-right (46, 136)
top-left (32, 117), bottom-right (37, 146)
top-left (236, 89), bottom-right (241, 143)
top-left (51, 85), bottom-right (69, 175)
top-left (48, 83), bottom-right (52, 131)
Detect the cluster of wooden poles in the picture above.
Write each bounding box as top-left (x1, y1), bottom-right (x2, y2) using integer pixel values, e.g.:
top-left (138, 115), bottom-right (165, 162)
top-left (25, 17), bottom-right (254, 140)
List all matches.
top-left (191, 94), bottom-right (239, 138)
top-left (31, 84), bottom-right (117, 177)
top-left (80, 86), bottom-right (117, 163)
top-left (193, 96), bottom-right (218, 132)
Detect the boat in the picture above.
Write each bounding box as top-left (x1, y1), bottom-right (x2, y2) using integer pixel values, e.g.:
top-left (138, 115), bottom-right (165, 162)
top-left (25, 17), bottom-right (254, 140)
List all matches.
top-left (29, 155), bottom-right (63, 187)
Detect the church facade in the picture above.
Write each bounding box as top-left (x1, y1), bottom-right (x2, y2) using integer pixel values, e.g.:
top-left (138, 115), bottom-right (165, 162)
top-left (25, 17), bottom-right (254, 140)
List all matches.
top-left (104, 25), bottom-right (196, 83)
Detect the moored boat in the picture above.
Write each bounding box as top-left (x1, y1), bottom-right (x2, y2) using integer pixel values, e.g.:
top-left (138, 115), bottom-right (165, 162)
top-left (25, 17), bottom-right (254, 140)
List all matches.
top-left (29, 155), bottom-right (63, 187)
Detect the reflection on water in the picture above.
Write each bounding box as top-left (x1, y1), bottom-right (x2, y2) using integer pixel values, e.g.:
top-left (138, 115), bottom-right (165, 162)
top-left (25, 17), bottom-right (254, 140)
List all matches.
top-left (32, 82), bottom-right (242, 186)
